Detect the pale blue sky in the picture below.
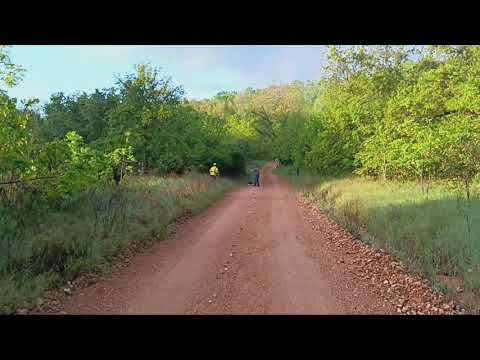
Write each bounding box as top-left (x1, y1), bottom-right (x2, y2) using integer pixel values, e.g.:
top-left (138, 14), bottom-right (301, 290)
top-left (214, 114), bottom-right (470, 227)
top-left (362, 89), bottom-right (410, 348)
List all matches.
top-left (6, 45), bottom-right (328, 104)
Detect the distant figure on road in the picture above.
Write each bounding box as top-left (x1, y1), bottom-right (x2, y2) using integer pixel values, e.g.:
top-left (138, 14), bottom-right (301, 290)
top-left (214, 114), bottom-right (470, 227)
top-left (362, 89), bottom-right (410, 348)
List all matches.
top-left (254, 166), bottom-right (260, 187)
top-left (209, 163), bottom-right (219, 180)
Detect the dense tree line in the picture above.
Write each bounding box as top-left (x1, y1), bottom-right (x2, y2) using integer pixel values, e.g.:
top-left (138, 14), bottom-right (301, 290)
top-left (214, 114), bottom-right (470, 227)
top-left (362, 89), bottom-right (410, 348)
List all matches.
top-left (3, 45), bottom-right (480, 204)
top-left (1, 52), bottom-right (252, 208)
top-left (197, 46), bottom-right (480, 195)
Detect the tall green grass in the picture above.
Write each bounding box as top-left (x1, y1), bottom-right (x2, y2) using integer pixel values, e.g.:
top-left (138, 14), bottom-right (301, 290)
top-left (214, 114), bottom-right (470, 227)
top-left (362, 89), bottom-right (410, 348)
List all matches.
top-left (276, 166), bottom-right (480, 306)
top-left (0, 173), bottom-right (235, 314)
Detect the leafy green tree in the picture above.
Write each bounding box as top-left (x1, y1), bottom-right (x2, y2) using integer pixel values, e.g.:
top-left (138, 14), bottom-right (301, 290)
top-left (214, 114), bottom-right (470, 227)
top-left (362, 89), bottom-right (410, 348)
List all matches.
top-left (106, 63), bottom-right (184, 172)
top-left (0, 46), bottom-right (24, 89)
top-left (42, 89), bottom-right (119, 143)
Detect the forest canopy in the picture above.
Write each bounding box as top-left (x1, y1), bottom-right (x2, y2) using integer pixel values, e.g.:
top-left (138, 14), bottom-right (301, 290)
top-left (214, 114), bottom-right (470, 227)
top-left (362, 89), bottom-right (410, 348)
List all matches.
top-left (2, 45), bottom-right (480, 198)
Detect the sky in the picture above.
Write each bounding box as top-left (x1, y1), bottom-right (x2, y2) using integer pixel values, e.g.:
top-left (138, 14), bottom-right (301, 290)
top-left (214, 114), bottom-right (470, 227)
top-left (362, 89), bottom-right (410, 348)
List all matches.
top-left (6, 45), bottom-right (328, 104)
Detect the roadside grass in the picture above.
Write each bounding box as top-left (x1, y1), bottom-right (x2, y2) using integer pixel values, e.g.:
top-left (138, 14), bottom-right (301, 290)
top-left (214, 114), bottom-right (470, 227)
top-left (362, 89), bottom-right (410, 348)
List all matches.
top-left (276, 165), bottom-right (480, 311)
top-left (0, 173), bottom-right (236, 314)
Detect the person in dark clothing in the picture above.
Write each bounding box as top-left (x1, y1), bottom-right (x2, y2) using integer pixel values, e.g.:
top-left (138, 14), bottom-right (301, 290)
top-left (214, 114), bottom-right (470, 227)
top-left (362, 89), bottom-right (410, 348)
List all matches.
top-left (254, 167), bottom-right (260, 187)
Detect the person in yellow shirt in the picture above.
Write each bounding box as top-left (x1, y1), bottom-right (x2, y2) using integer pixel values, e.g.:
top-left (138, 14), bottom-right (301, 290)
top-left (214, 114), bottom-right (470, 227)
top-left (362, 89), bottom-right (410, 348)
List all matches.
top-left (209, 163), bottom-right (219, 180)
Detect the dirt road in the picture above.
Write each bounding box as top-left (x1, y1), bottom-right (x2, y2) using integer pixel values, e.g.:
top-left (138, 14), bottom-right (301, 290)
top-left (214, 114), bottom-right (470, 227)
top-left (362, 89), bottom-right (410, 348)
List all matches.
top-left (50, 163), bottom-right (457, 315)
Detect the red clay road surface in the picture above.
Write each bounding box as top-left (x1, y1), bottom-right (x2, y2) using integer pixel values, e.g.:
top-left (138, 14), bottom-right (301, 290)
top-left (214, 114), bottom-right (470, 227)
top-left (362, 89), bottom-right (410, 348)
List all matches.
top-left (56, 163), bottom-right (397, 314)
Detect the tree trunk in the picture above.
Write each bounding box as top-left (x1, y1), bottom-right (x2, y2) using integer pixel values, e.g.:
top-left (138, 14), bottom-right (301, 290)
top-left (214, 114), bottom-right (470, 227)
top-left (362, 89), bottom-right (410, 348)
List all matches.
top-left (465, 177), bottom-right (471, 204)
top-left (144, 142), bottom-right (147, 173)
top-left (382, 153), bottom-right (387, 181)
top-left (426, 171), bottom-right (431, 199)
top-left (120, 159), bottom-right (124, 183)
